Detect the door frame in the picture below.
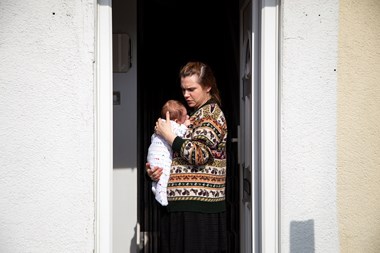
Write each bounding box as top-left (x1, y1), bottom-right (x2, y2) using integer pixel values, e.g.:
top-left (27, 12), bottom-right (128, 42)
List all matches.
top-left (240, 0), bottom-right (280, 252)
top-left (95, 1), bottom-right (113, 252)
top-left (94, 0), bottom-right (279, 252)
top-left (260, 0), bottom-right (280, 252)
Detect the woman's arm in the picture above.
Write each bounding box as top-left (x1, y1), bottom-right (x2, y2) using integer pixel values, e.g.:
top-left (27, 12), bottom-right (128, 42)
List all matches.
top-left (173, 107), bottom-right (227, 166)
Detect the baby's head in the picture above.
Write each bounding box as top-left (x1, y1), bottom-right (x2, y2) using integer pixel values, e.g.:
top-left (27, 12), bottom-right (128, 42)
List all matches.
top-left (161, 100), bottom-right (189, 125)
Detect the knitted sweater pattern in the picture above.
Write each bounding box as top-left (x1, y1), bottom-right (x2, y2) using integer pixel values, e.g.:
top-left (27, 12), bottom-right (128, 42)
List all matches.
top-left (168, 102), bottom-right (227, 213)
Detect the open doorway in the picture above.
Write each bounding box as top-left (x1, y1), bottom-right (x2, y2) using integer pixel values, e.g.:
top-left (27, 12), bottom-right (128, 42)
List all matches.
top-left (111, 0), bottom-right (282, 252)
top-left (112, 0), bottom-right (243, 251)
top-left (137, 0), bottom-right (241, 252)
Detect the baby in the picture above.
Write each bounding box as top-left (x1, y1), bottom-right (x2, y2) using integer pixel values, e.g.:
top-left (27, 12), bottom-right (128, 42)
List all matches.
top-left (147, 100), bottom-right (190, 206)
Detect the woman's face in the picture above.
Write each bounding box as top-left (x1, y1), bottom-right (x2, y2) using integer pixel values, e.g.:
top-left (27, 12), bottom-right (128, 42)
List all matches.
top-left (181, 75), bottom-right (211, 109)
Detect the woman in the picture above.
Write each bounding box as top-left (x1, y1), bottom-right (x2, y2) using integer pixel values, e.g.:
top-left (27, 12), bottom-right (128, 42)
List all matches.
top-left (146, 61), bottom-right (228, 253)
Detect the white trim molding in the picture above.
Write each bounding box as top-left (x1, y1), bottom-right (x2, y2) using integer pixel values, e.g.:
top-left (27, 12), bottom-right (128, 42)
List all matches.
top-left (95, 1), bottom-right (113, 252)
top-left (260, 0), bottom-right (280, 252)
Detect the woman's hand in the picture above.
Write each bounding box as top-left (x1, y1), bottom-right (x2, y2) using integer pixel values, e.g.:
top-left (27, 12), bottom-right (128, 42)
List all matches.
top-left (155, 111), bottom-right (177, 145)
top-left (146, 162), bottom-right (163, 181)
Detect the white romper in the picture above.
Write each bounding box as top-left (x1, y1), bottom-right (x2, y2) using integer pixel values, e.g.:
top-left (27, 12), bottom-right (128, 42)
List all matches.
top-left (147, 120), bottom-right (188, 206)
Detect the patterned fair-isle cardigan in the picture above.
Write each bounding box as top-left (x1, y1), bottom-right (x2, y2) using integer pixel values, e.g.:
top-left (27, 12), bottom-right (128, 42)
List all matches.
top-left (167, 99), bottom-right (227, 213)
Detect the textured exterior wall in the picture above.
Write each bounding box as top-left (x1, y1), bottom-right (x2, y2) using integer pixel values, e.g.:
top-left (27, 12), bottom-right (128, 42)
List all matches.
top-left (0, 0), bottom-right (95, 252)
top-left (280, 1), bottom-right (340, 252)
top-left (337, 0), bottom-right (380, 252)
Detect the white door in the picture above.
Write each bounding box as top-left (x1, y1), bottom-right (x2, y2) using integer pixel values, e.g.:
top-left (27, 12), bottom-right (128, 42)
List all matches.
top-left (239, 0), bottom-right (259, 252)
top-left (239, 0), bottom-right (280, 252)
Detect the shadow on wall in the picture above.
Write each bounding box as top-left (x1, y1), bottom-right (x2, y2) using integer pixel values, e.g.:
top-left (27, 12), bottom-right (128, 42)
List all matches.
top-left (290, 219), bottom-right (315, 253)
top-left (130, 225), bottom-right (137, 253)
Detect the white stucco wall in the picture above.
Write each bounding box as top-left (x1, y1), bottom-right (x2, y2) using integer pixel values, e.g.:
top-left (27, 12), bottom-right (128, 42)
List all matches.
top-left (0, 1), bottom-right (95, 252)
top-left (280, 1), bottom-right (340, 252)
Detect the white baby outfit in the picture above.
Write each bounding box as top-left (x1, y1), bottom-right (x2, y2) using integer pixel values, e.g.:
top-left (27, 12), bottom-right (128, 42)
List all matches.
top-left (147, 120), bottom-right (188, 206)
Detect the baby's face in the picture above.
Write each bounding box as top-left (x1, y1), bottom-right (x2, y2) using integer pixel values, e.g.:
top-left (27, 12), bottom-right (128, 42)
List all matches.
top-left (183, 117), bottom-right (191, 127)
top-left (177, 108), bottom-right (190, 126)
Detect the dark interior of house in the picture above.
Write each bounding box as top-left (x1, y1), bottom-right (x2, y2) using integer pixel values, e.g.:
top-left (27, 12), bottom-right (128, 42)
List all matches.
top-left (137, 0), bottom-right (241, 251)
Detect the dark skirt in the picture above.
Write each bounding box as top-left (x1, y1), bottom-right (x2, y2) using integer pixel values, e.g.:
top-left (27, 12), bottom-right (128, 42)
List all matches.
top-left (159, 210), bottom-right (227, 253)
